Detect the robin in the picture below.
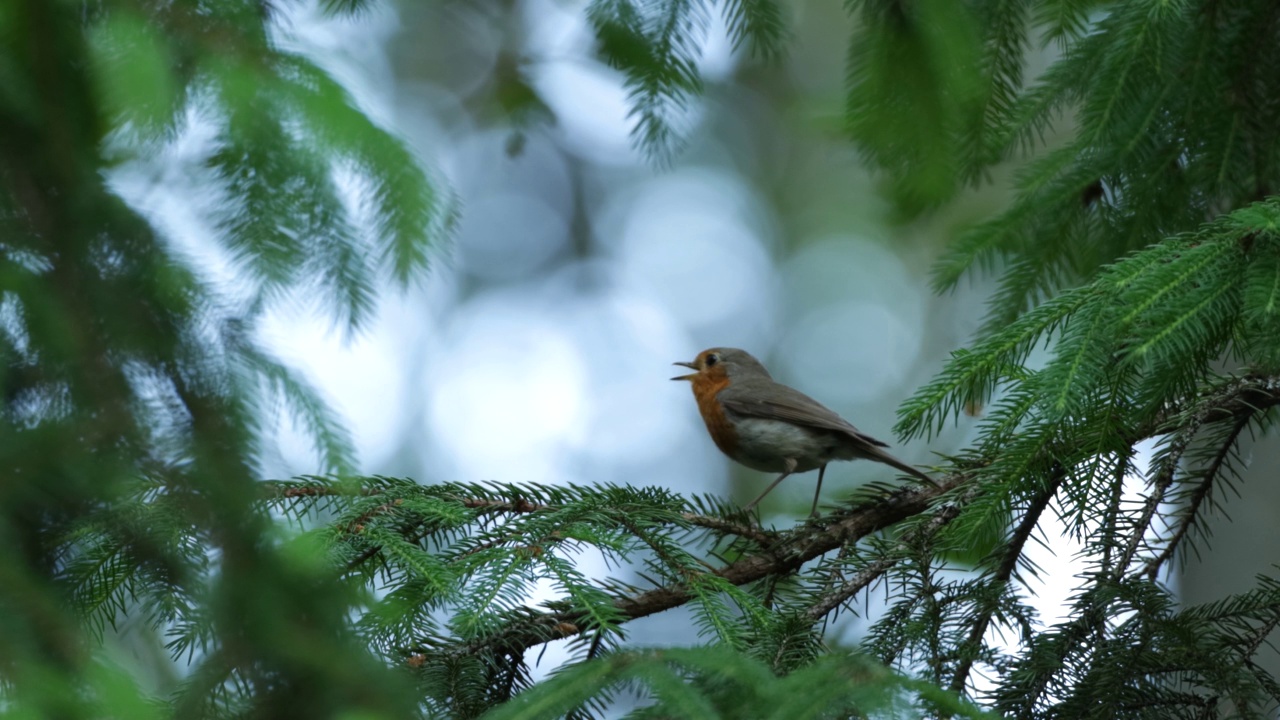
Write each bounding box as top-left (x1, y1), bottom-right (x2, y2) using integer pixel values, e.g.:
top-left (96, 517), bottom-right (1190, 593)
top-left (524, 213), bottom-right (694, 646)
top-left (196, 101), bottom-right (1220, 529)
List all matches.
top-left (672, 347), bottom-right (934, 517)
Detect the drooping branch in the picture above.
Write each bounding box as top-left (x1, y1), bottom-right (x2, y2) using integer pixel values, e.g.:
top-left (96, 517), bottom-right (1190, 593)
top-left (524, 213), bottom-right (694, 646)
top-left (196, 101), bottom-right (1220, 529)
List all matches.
top-left (949, 464), bottom-right (1067, 694)
top-left (1140, 412), bottom-right (1255, 580)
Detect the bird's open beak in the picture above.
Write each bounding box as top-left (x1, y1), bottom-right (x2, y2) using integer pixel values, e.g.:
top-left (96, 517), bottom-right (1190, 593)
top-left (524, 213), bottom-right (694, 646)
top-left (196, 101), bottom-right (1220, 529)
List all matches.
top-left (671, 360), bottom-right (697, 381)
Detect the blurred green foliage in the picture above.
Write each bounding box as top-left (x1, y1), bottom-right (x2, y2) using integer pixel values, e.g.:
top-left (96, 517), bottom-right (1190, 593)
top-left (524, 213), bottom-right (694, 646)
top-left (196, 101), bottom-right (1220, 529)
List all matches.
top-left (0, 0), bottom-right (445, 717)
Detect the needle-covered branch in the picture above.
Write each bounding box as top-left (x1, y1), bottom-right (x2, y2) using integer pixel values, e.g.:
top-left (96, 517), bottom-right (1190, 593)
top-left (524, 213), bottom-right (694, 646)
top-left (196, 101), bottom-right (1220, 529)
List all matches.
top-left (260, 375), bottom-right (1280, 665)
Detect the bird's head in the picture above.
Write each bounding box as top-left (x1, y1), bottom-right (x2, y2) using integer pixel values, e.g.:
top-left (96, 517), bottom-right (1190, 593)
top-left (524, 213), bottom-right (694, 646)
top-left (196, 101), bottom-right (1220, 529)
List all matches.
top-left (671, 347), bottom-right (772, 383)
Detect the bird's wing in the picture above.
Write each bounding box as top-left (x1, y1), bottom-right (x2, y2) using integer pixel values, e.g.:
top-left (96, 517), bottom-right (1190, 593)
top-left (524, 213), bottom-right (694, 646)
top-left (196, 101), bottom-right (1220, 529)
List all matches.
top-left (718, 379), bottom-right (890, 448)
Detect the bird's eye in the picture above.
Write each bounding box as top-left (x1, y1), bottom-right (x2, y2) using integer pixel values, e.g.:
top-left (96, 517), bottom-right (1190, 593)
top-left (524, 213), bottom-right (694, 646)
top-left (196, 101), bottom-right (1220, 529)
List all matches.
top-left (705, 354), bottom-right (719, 367)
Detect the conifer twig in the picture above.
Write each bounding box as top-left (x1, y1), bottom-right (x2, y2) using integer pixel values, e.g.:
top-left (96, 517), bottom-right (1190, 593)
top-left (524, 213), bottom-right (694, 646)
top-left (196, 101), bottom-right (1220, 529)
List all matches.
top-left (806, 498), bottom-right (967, 622)
top-left (1121, 375), bottom-right (1279, 577)
top-left (950, 464), bottom-right (1067, 694)
top-left (1140, 413), bottom-right (1254, 580)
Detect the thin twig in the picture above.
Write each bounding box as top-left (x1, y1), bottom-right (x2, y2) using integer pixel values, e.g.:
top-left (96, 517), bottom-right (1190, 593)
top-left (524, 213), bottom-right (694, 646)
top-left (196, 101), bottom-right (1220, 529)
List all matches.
top-left (1140, 414), bottom-right (1254, 580)
top-left (949, 465), bottom-right (1066, 695)
top-left (806, 558), bottom-right (897, 622)
top-left (806, 501), bottom-right (965, 622)
top-left (1242, 613), bottom-right (1280, 659)
top-left (1120, 411), bottom-right (1203, 577)
top-left (1120, 377), bottom-right (1278, 575)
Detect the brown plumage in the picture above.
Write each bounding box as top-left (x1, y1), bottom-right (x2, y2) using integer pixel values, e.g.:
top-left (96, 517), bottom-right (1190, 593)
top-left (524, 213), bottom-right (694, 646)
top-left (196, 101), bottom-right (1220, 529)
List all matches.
top-left (673, 347), bottom-right (934, 516)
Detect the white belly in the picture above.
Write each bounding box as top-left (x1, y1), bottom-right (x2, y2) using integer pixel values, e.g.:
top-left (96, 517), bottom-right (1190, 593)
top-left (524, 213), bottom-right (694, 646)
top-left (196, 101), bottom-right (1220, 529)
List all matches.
top-left (727, 416), bottom-right (849, 474)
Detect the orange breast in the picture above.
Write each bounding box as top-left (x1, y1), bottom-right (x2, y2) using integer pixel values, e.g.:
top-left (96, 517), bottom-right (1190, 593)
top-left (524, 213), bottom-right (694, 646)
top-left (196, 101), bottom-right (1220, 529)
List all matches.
top-left (690, 370), bottom-right (739, 459)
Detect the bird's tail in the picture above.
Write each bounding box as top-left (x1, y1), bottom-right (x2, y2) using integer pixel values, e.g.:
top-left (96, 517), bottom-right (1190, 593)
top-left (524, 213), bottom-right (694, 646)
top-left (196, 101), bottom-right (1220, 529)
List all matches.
top-left (871, 448), bottom-right (938, 487)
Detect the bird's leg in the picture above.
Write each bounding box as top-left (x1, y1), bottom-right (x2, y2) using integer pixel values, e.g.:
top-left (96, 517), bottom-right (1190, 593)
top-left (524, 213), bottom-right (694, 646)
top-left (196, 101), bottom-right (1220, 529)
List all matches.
top-left (742, 458), bottom-right (798, 512)
top-left (809, 465), bottom-right (826, 518)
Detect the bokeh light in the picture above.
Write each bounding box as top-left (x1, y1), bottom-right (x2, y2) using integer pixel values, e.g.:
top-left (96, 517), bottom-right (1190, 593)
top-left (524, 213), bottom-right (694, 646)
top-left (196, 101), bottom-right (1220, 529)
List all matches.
top-left (532, 58), bottom-right (643, 165)
top-left (426, 294), bottom-right (588, 485)
top-left (456, 192), bottom-right (570, 281)
top-left (612, 169), bottom-right (779, 345)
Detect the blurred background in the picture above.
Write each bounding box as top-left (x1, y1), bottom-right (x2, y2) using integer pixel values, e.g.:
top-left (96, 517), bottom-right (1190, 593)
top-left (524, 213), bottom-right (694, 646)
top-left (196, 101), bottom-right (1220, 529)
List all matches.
top-left (112, 0), bottom-right (1053, 671)
top-left (179, 0), bottom-right (1000, 512)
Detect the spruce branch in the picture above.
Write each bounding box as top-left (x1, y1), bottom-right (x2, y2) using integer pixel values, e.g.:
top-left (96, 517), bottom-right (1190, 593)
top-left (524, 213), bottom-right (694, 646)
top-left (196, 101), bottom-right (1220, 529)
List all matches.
top-left (267, 482), bottom-right (774, 543)
top-left (949, 464), bottom-right (1068, 695)
top-left (457, 496), bottom-right (775, 543)
top-left (247, 375), bottom-right (1280, 716)
top-left (428, 373), bottom-right (1279, 664)
top-left (445, 474), bottom-right (970, 660)
top-left (1139, 412), bottom-right (1255, 580)
top-left (805, 499), bottom-right (965, 622)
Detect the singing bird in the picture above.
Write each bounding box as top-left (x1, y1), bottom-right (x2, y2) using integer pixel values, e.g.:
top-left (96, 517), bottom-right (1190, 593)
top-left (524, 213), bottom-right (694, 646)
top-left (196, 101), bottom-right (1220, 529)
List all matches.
top-left (673, 347), bottom-right (934, 516)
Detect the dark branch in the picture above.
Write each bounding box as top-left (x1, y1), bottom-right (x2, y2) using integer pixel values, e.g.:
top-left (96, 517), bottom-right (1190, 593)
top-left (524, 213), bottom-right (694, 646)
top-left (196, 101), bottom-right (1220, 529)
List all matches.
top-left (456, 474), bottom-right (971, 658)
top-left (806, 494), bottom-right (969, 622)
